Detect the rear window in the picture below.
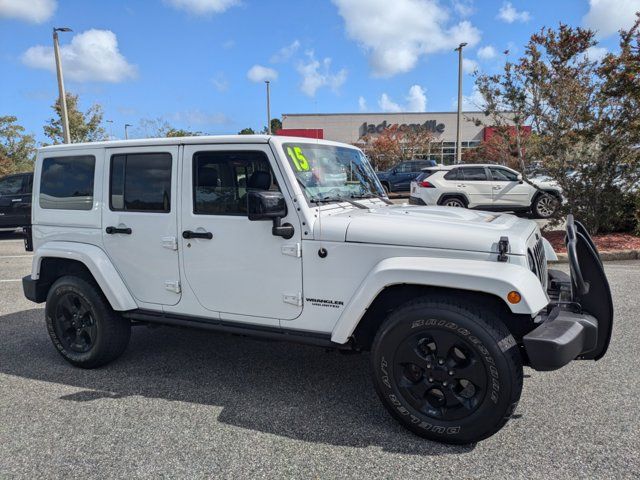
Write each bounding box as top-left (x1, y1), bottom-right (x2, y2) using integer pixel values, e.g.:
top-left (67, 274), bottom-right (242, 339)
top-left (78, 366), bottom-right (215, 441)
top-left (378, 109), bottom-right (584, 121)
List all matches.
top-left (110, 153), bottom-right (172, 212)
top-left (40, 155), bottom-right (96, 210)
top-left (415, 171), bottom-right (435, 182)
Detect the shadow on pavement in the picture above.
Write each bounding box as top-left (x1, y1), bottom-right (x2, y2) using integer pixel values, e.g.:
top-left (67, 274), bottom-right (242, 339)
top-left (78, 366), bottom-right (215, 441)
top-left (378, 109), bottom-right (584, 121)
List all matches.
top-left (0, 308), bottom-right (474, 456)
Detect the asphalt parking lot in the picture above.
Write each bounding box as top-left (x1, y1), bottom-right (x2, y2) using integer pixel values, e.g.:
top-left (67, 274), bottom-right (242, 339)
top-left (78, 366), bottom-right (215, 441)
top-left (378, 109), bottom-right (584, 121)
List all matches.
top-left (0, 232), bottom-right (638, 479)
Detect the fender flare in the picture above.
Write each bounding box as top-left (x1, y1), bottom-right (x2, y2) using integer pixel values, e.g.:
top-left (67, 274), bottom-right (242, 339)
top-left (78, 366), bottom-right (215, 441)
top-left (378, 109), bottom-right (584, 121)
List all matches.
top-left (331, 256), bottom-right (549, 344)
top-left (31, 241), bottom-right (137, 311)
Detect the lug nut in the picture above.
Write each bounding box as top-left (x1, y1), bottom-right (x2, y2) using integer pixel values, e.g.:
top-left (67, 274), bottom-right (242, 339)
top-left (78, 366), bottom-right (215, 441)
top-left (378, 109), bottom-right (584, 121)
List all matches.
top-left (428, 377), bottom-right (434, 383)
top-left (426, 364), bottom-right (432, 369)
top-left (443, 381), bottom-right (448, 387)
top-left (449, 370), bottom-right (454, 376)
top-left (438, 359), bottom-right (444, 365)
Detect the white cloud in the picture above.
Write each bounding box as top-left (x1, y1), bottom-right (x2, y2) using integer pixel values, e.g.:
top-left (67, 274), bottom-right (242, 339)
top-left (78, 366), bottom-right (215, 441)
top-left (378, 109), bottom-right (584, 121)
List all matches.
top-left (379, 93), bottom-right (402, 113)
top-left (247, 65), bottom-right (278, 83)
top-left (172, 109), bottom-right (232, 125)
top-left (0, 0), bottom-right (56, 23)
top-left (497, 2), bottom-right (531, 23)
top-left (211, 72), bottom-right (228, 92)
top-left (332, 0), bottom-right (481, 77)
top-left (406, 85), bottom-right (427, 111)
top-left (165, 0), bottom-right (239, 15)
top-left (583, 46), bottom-right (608, 61)
top-left (456, 84), bottom-right (486, 110)
top-left (271, 40), bottom-right (300, 63)
top-left (358, 96), bottom-right (368, 112)
top-left (378, 85), bottom-right (428, 112)
top-left (22, 29), bottom-right (137, 83)
top-left (462, 58), bottom-right (479, 73)
top-left (477, 45), bottom-right (497, 60)
top-left (583, 0), bottom-right (640, 37)
top-left (452, 0), bottom-right (474, 17)
top-left (297, 51), bottom-right (347, 97)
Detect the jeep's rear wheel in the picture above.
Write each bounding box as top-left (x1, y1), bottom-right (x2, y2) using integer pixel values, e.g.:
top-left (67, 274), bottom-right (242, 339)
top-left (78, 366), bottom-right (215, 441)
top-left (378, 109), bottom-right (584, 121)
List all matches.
top-left (46, 276), bottom-right (131, 368)
top-left (370, 296), bottom-right (523, 444)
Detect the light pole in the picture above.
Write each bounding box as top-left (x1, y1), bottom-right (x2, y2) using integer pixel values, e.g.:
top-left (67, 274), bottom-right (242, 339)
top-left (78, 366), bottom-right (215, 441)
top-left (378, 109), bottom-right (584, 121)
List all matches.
top-left (124, 123), bottom-right (132, 140)
top-left (454, 42), bottom-right (467, 164)
top-left (106, 119), bottom-right (114, 140)
top-left (53, 27), bottom-right (72, 144)
top-left (265, 80), bottom-right (271, 135)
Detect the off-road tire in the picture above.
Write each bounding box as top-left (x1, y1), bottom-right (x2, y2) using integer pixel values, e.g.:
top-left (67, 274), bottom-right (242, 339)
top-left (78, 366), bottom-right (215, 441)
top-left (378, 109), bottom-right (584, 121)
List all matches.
top-left (45, 275), bottom-right (131, 368)
top-left (370, 296), bottom-right (523, 444)
top-left (532, 193), bottom-right (557, 219)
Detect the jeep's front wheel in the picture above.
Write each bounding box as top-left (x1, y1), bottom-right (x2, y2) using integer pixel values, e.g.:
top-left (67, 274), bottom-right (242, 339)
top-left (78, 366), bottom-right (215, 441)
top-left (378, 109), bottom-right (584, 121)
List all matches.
top-left (45, 276), bottom-right (131, 368)
top-left (370, 297), bottom-right (523, 444)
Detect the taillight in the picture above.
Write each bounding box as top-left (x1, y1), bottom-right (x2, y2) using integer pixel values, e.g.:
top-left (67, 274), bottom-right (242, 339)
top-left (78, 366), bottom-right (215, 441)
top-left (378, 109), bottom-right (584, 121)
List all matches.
top-left (419, 180), bottom-right (435, 188)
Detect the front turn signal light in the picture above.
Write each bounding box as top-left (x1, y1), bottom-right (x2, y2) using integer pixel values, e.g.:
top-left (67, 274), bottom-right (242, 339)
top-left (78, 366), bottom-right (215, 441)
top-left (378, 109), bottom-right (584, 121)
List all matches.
top-left (507, 291), bottom-right (522, 304)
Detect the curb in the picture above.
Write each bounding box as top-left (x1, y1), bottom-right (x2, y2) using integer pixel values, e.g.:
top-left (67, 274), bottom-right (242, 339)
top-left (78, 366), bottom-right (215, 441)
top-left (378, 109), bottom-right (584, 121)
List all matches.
top-left (550, 249), bottom-right (640, 263)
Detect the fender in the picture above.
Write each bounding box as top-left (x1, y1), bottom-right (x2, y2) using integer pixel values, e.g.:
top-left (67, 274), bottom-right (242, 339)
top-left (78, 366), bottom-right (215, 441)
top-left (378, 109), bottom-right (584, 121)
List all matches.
top-left (331, 256), bottom-right (549, 344)
top-left (31, 241), bottom-right (137, 311)
top-left (541, 237), bottom-right (558, 261)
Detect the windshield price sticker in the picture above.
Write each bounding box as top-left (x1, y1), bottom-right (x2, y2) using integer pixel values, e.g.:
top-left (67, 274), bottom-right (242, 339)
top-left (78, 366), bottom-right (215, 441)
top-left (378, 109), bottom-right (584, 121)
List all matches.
top-left (287, 146), bottom-right (310, 172)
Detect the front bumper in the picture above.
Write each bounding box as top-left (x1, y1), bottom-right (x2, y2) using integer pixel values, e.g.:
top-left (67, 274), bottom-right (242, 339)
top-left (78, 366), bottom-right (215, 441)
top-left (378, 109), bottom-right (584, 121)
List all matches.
top-left (522, 215), bottom-right (614, 371)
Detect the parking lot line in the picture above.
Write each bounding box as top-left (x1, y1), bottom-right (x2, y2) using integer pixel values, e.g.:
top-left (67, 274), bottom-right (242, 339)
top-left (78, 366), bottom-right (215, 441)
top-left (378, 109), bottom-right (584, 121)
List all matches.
top-left (0, 279), bottom-right (22, 283)
top-left (0, 255), bottom-right (32, 258)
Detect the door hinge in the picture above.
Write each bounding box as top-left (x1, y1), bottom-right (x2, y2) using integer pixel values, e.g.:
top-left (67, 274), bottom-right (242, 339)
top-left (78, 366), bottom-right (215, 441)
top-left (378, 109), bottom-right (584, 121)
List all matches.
top-left (281, 243), bottom-right (301, 258)
top-left (164, 280), bottom-right (181, 294)
top-left (161, 236), bottom-right (178, 251)
top-left (283, 292), bottom-right (302, 307)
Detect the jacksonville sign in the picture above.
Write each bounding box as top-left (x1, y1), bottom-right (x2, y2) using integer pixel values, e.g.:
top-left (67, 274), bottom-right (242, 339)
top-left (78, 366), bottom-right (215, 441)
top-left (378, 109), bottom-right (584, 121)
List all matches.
top-left (359, 120), bottom-right (445, 138)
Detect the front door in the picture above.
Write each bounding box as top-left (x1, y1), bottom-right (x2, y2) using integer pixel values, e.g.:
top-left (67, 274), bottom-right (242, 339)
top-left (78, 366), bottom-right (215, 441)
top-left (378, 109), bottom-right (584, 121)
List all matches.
top-left (458, 166), bottom-right (493, 207)
top-left (102, 146), bottom-right (181, 306)
top-left (180, 144), bottom-right (303, 322)
top-left (489, 166), bottom-right (530, 206)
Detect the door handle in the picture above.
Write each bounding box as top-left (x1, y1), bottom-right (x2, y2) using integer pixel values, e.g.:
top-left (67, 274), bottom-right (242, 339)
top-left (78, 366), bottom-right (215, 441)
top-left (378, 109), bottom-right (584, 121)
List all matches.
top-left (182, 230), bottom-right (213, 240)
top-left (106, 226), bottom-right (132, 235)
top-left (492, 186), bottom-right (502, 190)
top-left (457, 184), bottom-right (467, 188)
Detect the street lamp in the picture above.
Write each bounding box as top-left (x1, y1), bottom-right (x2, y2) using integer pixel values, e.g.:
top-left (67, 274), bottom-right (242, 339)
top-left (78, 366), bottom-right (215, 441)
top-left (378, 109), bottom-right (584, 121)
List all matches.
top-left (124, 123), bottom-right (132, 140)
top-left (106, 119), bottom-right (114, 140)
top-left (265, 80), bottom-right (271, 135)
top-left (454, 42), bottom-right (468, 164)
top-left (53, 27), bottom-right (72, 144)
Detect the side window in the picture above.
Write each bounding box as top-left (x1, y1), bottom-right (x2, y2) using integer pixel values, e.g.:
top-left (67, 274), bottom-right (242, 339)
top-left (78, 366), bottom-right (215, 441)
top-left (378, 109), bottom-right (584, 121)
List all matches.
top-left (193, 150), bottom-right (278, 216)
top-left (40, 155), bottom-right (95, 210)
top-left (23, 174), bottom-right (33, 194)
top-left (489, 167), bottom-right (519, 182)
top-left (110, 153), bottom-right (172, 212)
top-left (461, 167), bottom-right (488, 181)
top-left (397, 162), bottom-right (412, 173)
top-left (0, 176), bottom-right (23, 195)
top-left (444, 169), bottom-right (460, 181)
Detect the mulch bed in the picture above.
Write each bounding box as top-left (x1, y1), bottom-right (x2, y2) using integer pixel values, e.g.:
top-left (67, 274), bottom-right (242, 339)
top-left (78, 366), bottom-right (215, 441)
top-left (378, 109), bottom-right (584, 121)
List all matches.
top-left (543, 230), bottom-right (640, 253)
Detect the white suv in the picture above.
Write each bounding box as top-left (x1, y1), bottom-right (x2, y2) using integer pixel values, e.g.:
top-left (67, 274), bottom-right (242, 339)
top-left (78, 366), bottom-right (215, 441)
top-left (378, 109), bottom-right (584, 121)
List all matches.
top-left (22, 136), bottom-right (612, 444)
top-left (409, 164), bottom-right (562, 218)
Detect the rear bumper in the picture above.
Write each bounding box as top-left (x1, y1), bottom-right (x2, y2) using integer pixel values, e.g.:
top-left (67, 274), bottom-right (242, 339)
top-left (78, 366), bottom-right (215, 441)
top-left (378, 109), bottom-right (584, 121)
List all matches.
top-left (22, 275), bottom-right (47, 303)
top-left (408, 196), bottom-right (427, 205)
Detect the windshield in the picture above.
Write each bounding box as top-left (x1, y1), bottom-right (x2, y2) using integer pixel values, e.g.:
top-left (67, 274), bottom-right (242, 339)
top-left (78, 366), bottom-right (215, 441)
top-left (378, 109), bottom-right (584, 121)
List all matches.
top-left (282, 143), bottom-right (384, 204)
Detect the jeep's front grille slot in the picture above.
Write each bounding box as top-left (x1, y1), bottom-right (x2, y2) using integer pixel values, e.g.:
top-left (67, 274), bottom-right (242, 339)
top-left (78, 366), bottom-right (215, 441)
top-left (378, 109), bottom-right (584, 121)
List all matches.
top-left (531, 237), bottom-right (548, 290)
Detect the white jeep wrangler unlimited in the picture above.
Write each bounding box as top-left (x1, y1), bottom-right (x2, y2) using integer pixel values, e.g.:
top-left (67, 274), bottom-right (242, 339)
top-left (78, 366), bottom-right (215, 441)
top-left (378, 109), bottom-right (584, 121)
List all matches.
top-left (22, 136), bottom-right (613, 444)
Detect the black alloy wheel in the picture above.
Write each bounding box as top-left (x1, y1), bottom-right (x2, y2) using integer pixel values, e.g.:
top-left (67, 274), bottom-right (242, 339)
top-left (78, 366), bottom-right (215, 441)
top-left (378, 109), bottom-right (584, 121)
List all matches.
top-left (52, 292), bottom-right (97, 353)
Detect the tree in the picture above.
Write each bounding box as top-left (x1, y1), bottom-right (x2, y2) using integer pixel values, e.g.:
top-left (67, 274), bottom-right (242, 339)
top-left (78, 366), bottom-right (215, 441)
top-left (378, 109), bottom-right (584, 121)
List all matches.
top-left (361, 125), bottom-right (434, 170)
top-left (474, 17), bottom-right (640, 233)
top-left (238, 127), bottom-right (256, 135)
top-left (0, 116), bottom-right (36, 175)
top-left (135, 118), bottom-right (203, 138)
top-left (44, 93), bottom-right (106, 144)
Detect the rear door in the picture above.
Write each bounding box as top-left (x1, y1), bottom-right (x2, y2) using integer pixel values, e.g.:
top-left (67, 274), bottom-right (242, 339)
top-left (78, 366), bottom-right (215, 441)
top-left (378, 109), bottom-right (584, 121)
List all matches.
top-left (458, 166), bottom-right (493, 207)
top-left (102, 146), bottom-right (181, 306)
top-left (489, 166), bottom-right (530, 206)
top-left (0, 174), bottom-right (26, 227)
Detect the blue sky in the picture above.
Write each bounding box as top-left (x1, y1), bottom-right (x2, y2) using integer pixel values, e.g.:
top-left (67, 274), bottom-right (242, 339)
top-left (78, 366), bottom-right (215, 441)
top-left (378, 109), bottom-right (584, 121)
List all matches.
top-left (1, 0), bottom-right (638, 142)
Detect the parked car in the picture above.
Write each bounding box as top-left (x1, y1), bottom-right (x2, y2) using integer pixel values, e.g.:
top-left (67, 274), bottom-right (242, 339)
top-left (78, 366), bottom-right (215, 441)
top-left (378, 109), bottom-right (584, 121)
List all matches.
top-left (22, 136), bottom-right (612, 444)
top-left (376, 159), bottom-right (437, 193)
top-left (0, 172), bottom-right (32, 229)
top-left (409, 164), bottom-right (562, 218)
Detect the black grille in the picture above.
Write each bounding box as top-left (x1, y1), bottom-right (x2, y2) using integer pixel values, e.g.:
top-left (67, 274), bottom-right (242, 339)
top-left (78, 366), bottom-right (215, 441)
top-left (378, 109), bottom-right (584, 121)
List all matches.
top-left (530, 237), bottom-right (548, 289)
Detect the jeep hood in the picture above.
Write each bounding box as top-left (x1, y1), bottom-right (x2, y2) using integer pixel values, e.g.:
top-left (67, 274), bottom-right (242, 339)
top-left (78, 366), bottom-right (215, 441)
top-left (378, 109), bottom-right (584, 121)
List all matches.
top-left (314, 204), bottom-right (538, 255)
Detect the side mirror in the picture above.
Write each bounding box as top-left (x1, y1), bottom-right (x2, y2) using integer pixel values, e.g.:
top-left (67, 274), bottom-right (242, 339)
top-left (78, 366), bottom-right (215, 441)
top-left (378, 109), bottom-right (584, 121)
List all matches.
top-left (247, 190), bottom-right (294, 239)
top-left (517, 173), bottom-right (524, 184)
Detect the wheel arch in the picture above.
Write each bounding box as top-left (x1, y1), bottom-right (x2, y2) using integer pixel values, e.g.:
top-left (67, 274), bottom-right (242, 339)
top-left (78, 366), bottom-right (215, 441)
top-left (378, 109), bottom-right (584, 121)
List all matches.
top-left (330, 256), bottom-right (548, 346)
top-left (437, 193), bottom-right (469, 207)
top-left (31, 241), bottom-right (137, 311)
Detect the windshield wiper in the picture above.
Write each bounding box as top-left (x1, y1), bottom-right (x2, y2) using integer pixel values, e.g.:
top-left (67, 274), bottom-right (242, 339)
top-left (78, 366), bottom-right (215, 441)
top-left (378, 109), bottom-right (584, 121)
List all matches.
top-left (350, 193), bottom-right (394, 205)
top-left (311, 196), bottom-right (368, 209)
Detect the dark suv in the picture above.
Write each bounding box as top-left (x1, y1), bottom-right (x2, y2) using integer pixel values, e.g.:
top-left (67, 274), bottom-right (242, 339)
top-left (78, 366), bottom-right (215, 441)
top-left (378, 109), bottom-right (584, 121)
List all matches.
top-left (376, 159), bottom-right (437, 193)
top-left (0, 172), bottom-right (32, 229)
